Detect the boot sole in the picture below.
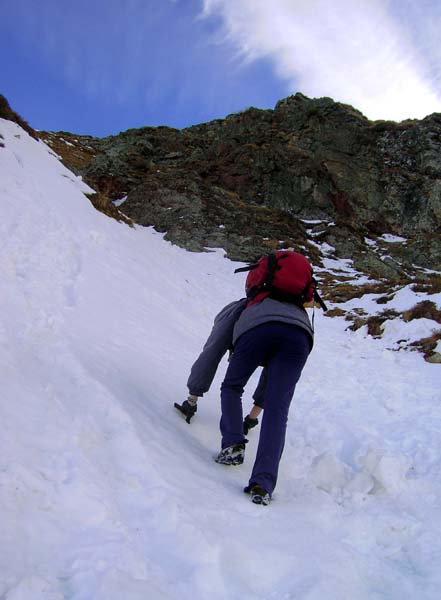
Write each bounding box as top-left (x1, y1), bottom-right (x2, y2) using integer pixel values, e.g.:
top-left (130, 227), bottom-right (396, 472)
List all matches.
top-left (251, 493), bottom-right (270, 506)
top-left (244, 484), bottom-right (271, 505)
top-left (214, 456), bottom-right (244, 466)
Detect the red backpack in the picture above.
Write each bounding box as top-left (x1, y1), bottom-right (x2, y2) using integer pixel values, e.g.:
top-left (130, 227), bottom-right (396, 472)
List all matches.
top-left (235, 250), bottom-right (327, 310)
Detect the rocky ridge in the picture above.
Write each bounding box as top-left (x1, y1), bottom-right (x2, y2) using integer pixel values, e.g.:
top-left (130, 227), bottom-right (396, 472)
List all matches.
top-left (39, 94), bottom-right (441, 270)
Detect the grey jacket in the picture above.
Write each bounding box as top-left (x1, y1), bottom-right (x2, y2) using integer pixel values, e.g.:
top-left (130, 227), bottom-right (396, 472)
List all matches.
top-left (187, 297), bottom-right (313, 399)
top-left (232, 297), bottom-right (314, 348)
top-left (187, 299), bottom-right (247, 397)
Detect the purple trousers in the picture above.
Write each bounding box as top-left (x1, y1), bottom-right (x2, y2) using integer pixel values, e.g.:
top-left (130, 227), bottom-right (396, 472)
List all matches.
top-left (220, 322), bottom-right (310, 495)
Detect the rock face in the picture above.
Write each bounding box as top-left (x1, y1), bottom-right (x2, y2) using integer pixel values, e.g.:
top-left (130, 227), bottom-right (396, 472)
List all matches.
top-left (39, 93), bottom-right (441, 272)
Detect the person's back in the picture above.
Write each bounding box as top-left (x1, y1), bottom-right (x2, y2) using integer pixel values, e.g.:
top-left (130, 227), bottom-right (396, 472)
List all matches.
top-left (232, 296), bottom-right (313, 349)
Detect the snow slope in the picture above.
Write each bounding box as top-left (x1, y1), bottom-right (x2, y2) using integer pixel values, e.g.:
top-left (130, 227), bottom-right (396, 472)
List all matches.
top-left (1, 120), bottom-right (441, 600)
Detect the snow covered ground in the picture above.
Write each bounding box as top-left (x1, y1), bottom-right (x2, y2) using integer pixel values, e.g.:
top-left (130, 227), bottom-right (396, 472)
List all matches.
top-left (1, 119), bottom-right (440, 599)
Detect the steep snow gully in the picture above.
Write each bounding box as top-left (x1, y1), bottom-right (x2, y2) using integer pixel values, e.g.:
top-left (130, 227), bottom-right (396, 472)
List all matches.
top-left (1, 120), bottom-right (441, 599)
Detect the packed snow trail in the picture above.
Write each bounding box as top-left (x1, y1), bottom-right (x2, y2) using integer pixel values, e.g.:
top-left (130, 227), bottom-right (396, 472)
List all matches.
top-left (1, 120), bottom-right (441, 599)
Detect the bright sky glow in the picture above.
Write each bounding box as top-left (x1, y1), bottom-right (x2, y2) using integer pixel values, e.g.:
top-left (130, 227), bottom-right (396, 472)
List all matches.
top-left (1, 0), bottom-right (440, 135)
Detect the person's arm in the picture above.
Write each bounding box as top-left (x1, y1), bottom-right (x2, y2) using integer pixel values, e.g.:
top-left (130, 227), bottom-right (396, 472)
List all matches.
top-left (243, 368), bottom-right (266, 433)
top-left (187, 299), bottom-right (247, 396)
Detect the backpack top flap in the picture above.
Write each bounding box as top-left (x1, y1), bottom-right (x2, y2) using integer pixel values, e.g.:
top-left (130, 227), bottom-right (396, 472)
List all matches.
top-left (245, 251), bottom-right (314, 302)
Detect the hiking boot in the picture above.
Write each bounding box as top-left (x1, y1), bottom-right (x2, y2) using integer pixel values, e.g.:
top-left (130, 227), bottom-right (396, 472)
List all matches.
top-left (244, 483), bottom-right (271, 505)
top-left (215, 442), bottom-right (247, 465)
top-left (243, 415), bottom-right (259, 435)
top-left (174, 400), bottom-right (197, 424)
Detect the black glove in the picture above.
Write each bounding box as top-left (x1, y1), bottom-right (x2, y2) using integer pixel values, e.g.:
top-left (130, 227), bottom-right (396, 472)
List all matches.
top-left (243, 415), bottom-right (259, 435)
top-left (174, 400), bottom-right (197, 424)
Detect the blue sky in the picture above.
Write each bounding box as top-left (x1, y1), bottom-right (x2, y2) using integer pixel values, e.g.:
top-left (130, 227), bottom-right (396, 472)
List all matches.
top-left (2, 0), bottom-right (441, 136)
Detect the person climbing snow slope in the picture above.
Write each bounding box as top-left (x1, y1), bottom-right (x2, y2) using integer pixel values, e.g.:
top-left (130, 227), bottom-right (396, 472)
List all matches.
top-left (215, 251), bottom-right (325, 506)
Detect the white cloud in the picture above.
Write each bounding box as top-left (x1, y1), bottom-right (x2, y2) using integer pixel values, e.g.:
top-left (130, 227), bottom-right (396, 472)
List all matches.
top-left (202, 0), bottom-right (441, 121)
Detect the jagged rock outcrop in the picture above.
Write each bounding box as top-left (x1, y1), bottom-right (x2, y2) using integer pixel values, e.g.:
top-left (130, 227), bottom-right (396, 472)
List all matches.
top-left (39, 93), bottom-right (441, 272)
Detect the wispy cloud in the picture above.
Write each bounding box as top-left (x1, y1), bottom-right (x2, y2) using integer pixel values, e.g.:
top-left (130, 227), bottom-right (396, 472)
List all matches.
top-left (202, 0), bottom-right (441, 121)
